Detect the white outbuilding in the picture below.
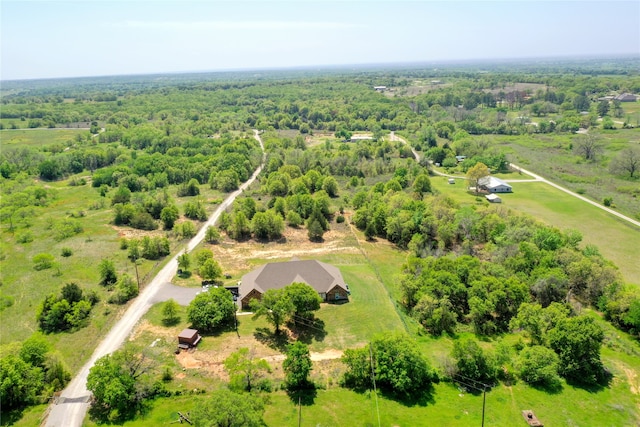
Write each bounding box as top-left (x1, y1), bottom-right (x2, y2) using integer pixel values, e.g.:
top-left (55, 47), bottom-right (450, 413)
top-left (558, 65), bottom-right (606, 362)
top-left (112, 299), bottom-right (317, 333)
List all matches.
top-left (478, 176), bottom-right (513, 193)
top-left (485, 194), bottom-right (502, 203)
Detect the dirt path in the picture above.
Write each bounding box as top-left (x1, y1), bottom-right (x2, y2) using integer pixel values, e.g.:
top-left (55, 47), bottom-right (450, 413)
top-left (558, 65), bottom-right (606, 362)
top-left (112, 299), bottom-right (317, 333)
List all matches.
top-left (44, 131), bottom-right (265, 427)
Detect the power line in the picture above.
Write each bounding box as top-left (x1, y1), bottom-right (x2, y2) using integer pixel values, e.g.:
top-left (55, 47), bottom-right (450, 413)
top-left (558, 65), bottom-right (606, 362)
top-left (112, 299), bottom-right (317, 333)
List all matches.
top-left (451, 373), bottom-right (489, 427)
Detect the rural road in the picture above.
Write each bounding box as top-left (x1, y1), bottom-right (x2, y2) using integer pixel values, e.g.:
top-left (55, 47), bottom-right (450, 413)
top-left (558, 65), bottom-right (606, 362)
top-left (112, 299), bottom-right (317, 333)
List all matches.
top-left (44, 130), bottom-right (265, 427)
top-left (389, 132), bottom-right (640, 229)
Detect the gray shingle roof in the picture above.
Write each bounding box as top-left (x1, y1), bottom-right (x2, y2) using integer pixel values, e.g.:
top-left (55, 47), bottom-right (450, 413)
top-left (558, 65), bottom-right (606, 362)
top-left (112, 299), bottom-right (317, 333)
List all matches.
top-left (239, 260), bottom-right (345, 300)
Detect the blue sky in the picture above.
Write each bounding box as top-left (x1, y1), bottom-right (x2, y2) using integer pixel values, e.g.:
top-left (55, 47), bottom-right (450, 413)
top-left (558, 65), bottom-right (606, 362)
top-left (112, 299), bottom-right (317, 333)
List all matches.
top-left (2, 0), bottom-right (639, 80)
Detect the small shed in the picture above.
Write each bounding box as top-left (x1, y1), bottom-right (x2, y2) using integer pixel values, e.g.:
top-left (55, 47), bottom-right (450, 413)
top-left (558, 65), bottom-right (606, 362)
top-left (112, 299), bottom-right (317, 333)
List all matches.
top-left (178, 328), bottom-right (201, 349)
top-left (448, 178), bottom-right (455, 184)
top-left (485, 193), bottom-right (502, 203)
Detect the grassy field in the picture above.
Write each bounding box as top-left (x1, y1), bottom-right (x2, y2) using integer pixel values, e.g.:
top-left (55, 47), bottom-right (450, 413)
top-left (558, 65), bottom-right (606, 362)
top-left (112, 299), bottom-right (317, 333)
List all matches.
top-left (0, 128), bottom-right (87, 148)
top-left (0, 173), bottom-right (226, 373)
top-left (430, 175), bottom-right (640, 285)
top-left (489, 129), bottom-right (640, 220)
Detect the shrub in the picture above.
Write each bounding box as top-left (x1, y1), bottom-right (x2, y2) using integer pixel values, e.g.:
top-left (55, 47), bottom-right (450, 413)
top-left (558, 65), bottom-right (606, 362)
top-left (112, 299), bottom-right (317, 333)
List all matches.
top-left (60, 247), bottom-right (73, 257)
top-left (336, 215), bottom-right (345, 223)
top-left (108, 275), bottom-right (138, 304)
top-left (52, 219), bottom-right (83, 241)
top-left (33, 253), bottom-right (55, 270)
top-left (16, 231), bottom-right (34, 243)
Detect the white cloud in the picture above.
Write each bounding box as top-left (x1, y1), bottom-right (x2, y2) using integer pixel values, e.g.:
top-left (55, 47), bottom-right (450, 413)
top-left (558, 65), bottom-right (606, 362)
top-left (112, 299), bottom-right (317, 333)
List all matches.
top-left (120, 20), bottom-right (365, 31)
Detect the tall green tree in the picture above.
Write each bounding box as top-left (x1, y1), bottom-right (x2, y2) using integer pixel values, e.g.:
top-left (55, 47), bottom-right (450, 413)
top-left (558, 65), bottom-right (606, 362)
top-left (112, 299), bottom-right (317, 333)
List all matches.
top-left (0, 354), bottom-right (44, 410)
top-left (285, 282), bottom-right (322, 322)
top-left (451, 338), bottom-right (497, 384)
top-left (160, 205), bottom-right (179, 230)
top-left (466, 162), bottom-right (490, 196)
top-left (187, 287), bottom-right (236, 333)
top-left (283, 341), bottom-right (313, 390)
top-left (251, 288), bottom-right (294, 334)
top-left (224, 347), bottom-right (271, 392)
top-left (87, 347), bottom-right (153, 422)
top-left (162, 299), bottom-right (180, 326)
top-left (548, 315), bottom-right (604, 384)
top-left (98, 259), bottom-right (118, 287)
top-left (342, 334), bottom-right (436, 397)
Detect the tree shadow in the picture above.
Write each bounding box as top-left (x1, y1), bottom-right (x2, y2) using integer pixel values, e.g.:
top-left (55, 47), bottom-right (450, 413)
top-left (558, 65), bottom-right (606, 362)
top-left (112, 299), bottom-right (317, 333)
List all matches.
top-left (161, 316), bottom-right (181, 327)
top-left (285, 382), bottom-right (318, 406)
top-left (177, 270), bottom-right (192, 279)
top-left (253, 327), bottom-right (290, 352)
top-left (288, 317), bottom-right (326, 344)
top-left (0, 407), bottom-right (25, 426)
top-left (529, 379), bottom-right (563, 395)
top-left (381, 382), bottom-right (436, 407)
top-left (565, 368), bottom-right (613, 393)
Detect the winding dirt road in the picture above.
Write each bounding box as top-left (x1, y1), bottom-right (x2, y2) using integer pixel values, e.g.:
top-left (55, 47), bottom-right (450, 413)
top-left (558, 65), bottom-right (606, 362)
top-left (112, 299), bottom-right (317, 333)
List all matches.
top-left (44, 131), bottom-right (265, 427)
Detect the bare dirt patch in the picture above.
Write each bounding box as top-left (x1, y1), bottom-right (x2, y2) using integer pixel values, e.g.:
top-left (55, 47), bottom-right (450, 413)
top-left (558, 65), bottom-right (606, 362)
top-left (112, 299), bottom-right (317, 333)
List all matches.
top-left (208, 220), bottom-right (360, 276)
top-left (129, 319), bottom-right (176, 342)
top-left (111, 225), bottom-right (166, 240)
top-left (623, 367), bottom-right (639, 395)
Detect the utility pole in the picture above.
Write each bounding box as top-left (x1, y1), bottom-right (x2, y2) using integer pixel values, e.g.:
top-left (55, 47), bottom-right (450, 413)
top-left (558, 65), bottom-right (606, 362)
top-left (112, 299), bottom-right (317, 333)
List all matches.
top-left (298, 395), bottom-right (301, 427)
top-left (481, 384), bottom-right (486, 427)
top-left (134, 260), bottom-right (140, 291)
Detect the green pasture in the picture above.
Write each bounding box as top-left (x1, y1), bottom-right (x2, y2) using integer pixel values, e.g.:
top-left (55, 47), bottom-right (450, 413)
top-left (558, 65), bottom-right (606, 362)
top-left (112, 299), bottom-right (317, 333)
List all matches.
top-left (105, 317), bottom-right (640, 427)
top-left (0, 175), bottom-right (204, 373)
top-left (507, 182), bottom-right (640, 285)
top-left (490, 131), bottom-right (640, 219)
top-left (0, 128), bottom-right (86, 148)
top-left (431, 175), bottom-right (640, 285)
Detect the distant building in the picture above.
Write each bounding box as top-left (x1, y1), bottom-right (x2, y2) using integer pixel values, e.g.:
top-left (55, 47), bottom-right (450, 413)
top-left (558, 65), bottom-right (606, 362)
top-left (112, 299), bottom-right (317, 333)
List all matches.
top-left (455, 155), bottom-right (467, 163)
top-left (615, 93), bottom-right (638, 102)
top-left (478, 176), bottom-right (513, 193)
top-left (373, 86), bottom-right (387, 92)
top-left (349, 135), bottom-right (374, 142)
top-left (239, 260), bottom-right (349, 309)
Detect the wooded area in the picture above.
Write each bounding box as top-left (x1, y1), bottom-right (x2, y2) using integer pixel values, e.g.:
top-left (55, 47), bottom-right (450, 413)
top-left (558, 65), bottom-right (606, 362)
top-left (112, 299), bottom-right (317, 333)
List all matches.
top-left (1, 58), bottom-right (639, 426)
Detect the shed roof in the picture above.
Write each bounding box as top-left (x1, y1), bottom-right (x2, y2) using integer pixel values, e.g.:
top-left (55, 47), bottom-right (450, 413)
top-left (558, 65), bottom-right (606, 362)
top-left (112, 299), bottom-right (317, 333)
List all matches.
top-left (478, 176), bottom-right (512, 190)
top-left (178, 328), bottom-right (199, 340)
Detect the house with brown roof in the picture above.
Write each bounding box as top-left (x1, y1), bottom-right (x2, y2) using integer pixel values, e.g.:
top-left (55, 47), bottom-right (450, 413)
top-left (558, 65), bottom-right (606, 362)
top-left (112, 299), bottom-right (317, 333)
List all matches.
top-left (238, 260), bottom-right (348, 309)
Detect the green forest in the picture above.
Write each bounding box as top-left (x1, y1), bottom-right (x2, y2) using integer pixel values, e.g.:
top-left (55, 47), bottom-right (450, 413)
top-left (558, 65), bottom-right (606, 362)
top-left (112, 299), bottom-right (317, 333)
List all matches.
top-left (1, 58), bottom-right (639, 426)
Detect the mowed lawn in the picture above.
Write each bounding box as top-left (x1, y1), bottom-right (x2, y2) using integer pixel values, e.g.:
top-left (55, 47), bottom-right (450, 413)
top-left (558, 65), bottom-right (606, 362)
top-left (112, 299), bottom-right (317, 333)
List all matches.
top-left (507, 182), bottom-right (640, 286)
top-left (432, 176), bottom-right (640, 286)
